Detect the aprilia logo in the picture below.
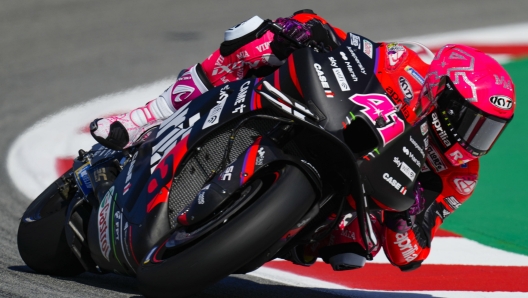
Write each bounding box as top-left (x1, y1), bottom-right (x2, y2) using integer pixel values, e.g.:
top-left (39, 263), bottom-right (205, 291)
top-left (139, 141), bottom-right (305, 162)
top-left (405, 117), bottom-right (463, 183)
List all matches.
top-left (431, 112), bottom-right (451, 147)
top-left (394, 232), bottom-right (418, 262)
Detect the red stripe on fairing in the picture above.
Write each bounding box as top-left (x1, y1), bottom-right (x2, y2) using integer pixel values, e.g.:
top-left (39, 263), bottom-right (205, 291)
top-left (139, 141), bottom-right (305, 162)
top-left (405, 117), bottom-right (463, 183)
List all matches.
top-left (128, 226), bottom-right (139, 265)
top-left (240, 136), bottom-right (262, 185)
top-left (274, 69), bottom-right (281, 90)
top-left (146, 135), bottom-right (189, 213)
top-left (152, 238), bottom-right (170, 263)
top-left (146, 184), bottom-right (170, 213)
top-left (251, 79), bottom-right (262, 111)
top-left (55, 157), bottom-right (74, 176)
top-left (264, 261), bottom-right (528, 292)
top-left (288, 56), bottom-right (303, 97)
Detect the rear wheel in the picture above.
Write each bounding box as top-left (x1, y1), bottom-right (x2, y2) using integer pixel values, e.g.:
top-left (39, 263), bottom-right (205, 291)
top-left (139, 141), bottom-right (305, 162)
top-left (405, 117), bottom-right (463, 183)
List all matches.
top-left (137, 164), bottom-right (316, 298)
top-left (17, 172), bottom-right (85, 276)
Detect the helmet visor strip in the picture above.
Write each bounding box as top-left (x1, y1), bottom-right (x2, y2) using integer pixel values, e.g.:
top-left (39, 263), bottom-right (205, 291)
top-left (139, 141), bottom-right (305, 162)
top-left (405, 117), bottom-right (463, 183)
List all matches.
top-left (436, 78), bottom-right (512, 155)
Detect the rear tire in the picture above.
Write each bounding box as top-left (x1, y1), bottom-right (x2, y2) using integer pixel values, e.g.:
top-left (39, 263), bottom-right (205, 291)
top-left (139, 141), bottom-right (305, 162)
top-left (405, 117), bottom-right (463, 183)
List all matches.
top-left (137, 164), bottom-right (316, 298)
top-left (17, 173), bottom-right (85, 276)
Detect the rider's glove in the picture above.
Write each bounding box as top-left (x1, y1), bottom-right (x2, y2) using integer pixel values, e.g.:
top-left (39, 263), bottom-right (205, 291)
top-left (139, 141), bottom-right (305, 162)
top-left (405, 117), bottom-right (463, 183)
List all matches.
top-left (270, 17), bottom-right (312, 60)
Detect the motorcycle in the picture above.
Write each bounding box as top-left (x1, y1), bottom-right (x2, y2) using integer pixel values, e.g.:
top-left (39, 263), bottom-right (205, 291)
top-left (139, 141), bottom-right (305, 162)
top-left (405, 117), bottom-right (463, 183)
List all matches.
top-left (17, 22), bottom-right (429, 298)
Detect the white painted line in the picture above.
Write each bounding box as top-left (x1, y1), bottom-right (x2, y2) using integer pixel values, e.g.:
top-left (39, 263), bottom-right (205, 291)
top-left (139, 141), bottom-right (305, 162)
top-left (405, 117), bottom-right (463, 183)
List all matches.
top-left (249, 267), bottom-right (528, 298)
top-left (271, 236), bottom-right (528, 266)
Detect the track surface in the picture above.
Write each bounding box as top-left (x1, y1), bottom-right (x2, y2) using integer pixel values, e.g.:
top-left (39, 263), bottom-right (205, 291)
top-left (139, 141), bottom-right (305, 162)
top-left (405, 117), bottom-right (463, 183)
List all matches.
top-left (3, 1), bottom-right (528, 297)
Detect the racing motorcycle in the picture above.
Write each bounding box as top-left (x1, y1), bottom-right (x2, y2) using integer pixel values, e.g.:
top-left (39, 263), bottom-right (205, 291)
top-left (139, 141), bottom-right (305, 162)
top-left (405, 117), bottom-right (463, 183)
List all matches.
top-left (17, 21), bottom-right (429, 298)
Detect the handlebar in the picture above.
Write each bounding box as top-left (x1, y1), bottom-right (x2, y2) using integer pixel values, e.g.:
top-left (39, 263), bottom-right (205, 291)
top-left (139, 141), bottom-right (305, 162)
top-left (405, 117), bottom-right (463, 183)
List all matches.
top-left (256, 19), bottom-right (330, 53)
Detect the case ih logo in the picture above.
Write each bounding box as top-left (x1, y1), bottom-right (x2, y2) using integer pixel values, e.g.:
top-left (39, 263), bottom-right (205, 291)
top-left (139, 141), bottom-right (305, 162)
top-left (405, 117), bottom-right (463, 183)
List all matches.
top-left (489, 95), bottom-right (513, 110)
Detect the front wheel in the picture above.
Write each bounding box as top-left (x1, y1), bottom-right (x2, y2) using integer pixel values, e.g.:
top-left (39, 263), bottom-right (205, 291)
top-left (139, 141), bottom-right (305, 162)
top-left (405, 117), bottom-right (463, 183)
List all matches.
top-left (137, 164), bottom-right (317, 298)
top-left (17, 172), bottom-right (85, 276)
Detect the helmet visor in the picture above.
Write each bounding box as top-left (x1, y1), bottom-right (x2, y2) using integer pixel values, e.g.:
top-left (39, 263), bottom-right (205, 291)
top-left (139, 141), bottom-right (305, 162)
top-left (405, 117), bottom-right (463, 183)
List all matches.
top-left (437, 78), bottom-right (512, 155)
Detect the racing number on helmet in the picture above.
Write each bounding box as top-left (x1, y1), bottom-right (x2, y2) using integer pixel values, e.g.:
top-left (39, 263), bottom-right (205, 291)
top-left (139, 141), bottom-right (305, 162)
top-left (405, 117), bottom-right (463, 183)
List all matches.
top-left (349, 93), bottom-right (405, 145)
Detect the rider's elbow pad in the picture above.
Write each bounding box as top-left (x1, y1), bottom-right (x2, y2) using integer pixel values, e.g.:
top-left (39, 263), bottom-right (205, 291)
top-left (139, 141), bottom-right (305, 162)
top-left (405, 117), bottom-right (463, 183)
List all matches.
top-left (220, 16), bottom-right (268, 57)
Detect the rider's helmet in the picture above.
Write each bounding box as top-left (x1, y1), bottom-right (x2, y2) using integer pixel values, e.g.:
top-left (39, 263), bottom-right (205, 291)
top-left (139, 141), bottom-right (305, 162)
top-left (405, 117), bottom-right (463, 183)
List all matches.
top-left (418, 44), bottom-right (515, 166)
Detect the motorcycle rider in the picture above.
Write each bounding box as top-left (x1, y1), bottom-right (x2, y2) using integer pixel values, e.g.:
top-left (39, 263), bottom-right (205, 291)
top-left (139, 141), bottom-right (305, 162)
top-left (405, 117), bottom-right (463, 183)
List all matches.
top-left (89, 10), bottom-right (516, 272)
top-left (304, 43), bottom-right (516, 271)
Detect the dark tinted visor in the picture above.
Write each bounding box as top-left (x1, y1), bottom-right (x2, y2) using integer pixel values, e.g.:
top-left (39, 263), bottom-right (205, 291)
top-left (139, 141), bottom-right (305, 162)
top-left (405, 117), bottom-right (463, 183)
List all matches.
top-left (436, 78), bottom-right (511, 154)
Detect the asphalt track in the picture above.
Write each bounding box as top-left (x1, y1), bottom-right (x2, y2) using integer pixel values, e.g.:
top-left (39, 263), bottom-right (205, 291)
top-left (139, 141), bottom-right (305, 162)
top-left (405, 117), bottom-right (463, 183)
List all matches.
top-left (3, 1), bottom-right (528, 297)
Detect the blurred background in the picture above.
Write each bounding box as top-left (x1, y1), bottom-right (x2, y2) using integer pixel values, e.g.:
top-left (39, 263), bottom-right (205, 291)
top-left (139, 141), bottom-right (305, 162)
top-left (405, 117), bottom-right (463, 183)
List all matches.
top-left (2, 1), bottom-right (528, 297)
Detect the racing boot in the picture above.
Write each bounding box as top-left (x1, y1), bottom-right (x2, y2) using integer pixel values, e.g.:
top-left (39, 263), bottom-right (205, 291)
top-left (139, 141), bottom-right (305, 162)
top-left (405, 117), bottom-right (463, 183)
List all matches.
top-left (90, 64), bottom-right (213, 150)
top-left (317, 211), bottom-right (383, 271)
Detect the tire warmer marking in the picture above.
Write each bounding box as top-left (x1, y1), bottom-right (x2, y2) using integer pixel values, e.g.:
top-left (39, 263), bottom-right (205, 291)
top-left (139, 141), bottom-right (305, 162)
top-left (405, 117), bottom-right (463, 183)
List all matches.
top-left (250, 79), bottom-right (262, 111)
top-left (288, 55), bottom-right (303, 97)
top-left (146, 135), bottom-right (189, 213)
top-left (240, 136), bottom-right (262, 185)
top-left (110, 194), bottom-right (123, 267)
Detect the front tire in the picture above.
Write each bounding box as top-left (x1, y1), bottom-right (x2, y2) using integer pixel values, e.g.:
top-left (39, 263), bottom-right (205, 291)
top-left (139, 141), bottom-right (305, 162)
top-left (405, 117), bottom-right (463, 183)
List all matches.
top-left (17, 172), bottom-right (85, 276)
top-left (137, 164), bottom-right (316, 298)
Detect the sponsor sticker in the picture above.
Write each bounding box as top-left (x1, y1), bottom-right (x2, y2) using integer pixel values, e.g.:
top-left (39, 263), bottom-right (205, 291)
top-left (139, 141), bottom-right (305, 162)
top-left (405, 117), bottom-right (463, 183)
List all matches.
top-left (383, 173), bottom-right (407, 194)
top-left (363, 39), bottom-right (373, 58)
top-left (197, 184), bottom-right (211, 204)
top-left (332, 68), bottom-right (351, 91)
top-left (203, 85), bottom-right (230, 129)
top-left (398, 76), bottom-right (413, 104)
top-left (346, 47), bottom-right (367, 75)
top-left (400, 161), bottom-right (416, 181)
top-left (420, 122), bottom-right (429, 136)
top-left (220, 166), bottom-right (234, 181)
top-left (394, 232), bottom-right (418, 262)
top-left (426, 145), bottom-right (447, 172)
top-left (313, 63), bottom-right (335, 97)
top-left (431, 112), bottom-right (452, 147)
top-left (444, 196), bottom-right (462, 210)
top-left (98, 186), bottom-right (114, 261)
top-left (405, 65), bottom-right (425, 84)
top-left (489, 95), bottom-right (513, 110)
top-left (386, 43), bottom-right (407, 69)
top-left (403, 146), bottom-right (421, 167)
top-left (256, 147), bottom-right (265, 166)
top-left (349, 33), bottom-right (361, 48)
